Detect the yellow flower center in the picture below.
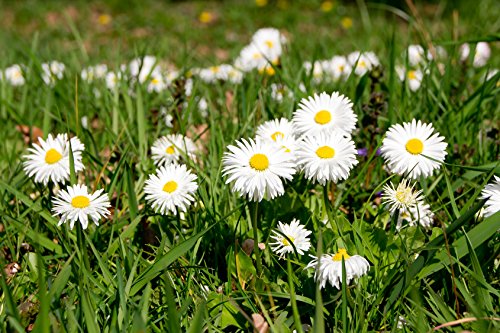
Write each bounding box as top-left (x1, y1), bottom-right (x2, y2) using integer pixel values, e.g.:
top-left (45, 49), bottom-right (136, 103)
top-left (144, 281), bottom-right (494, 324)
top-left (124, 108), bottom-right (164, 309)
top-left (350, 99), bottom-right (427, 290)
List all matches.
top-left (282, 236), bottom-right (295, 246)
top-left (338, 65), bottom-right (345, 72)
top-left (265, 66), bottom-right (275, 76)
top-left (249, 153), bottom-right (269, 171)
top-left (271, 131), bottom-right (285, 141)
top-left (405, 138), bottom-right (424, 155)
top-left (341, 17), bottom-right (353, 29)
top-left (316, 146), bottom-right (335, 159)
top-left (265, 40), bottom-right (274, 49)
top-left (162, 181), bottom-right (178, 193)
top-left (71, 195), bottom-right (90, 209)
top-left (252, 53), bottom-right (263, 59)
top-left (151, 78), bottom-right (159, 85)
top-left (98, 14), bottom-right (111, 26)
top-left (407, 70), bottom-right (416, 80)
top-left (395, 188), bottom-right (413, 204)
top-left (332, 248), bottom-right (351, 261)
top-left (165, 146), bottom-right (175, 155)
top-left (198, 11), bottom-right (214, 23)
top-left (45, 148), bottom-right (63, 164)
top-left (210, 66), bottom-right (220, 73)
top-left (314, 110), bottom-right (331, 125)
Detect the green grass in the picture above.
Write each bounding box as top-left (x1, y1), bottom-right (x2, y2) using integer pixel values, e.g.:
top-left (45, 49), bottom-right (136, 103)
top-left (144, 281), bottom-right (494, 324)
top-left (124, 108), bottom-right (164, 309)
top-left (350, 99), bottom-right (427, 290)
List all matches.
top-left (1, 0), bottom-right (499, 332)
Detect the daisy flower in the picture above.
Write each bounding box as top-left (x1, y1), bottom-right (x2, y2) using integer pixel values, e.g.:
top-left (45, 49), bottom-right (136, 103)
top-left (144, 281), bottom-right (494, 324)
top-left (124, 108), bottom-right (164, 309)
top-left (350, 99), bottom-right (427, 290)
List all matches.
top-left (222, 138), bottom-right (295, 202)
top-left (251, 27), bottom-right (285, 60)
top-left (306, 249), bottom-right (370, 289)
top-left (382, 178), bottom-right (423, 213)
top-left (41, 61), bottom-right (65, 86)
top-left (256, 118), bottom-right (295, 143)
top-left (147, 71), bottom-right (168, 93)
top-left (329, 56), bottom-right (352, 81)
top-left (347, 51), bottom-right (380, 76)
top-left (81, 64), bottom-right (108, 82)
top-left (269, 83), bottom-right (293, 102)
top-left (406, 45), bottom-right (426, 67)
top-left (105, 71), bottom-right (122, 90)
top-left (296, 132), bottom-right (358, 185)
top-left (380, 119), bottom-right (447, 179)
top-left (404, 201), bottom-right (434, 228)
top-left (292, 91), bottom-right (357, 137)
top-left (481, 176), bottom-right (500, 217)
top-left (129, 55), bottom-right (158, 83)
top-left (460, 42), bottom-right (491, 67)
top-left (269, 219), bottom-right (311, 258)
top-left (144, 164), bottom-right (198, 215)
top-left (396, 66), bottom-right (423, 91)
top-left (23, 134), bottom-right (85, 185)
top-left (198, 66), bottom-right (223, 83)
top-left (303, 61), bottom-right (325, 83)
top-left (235, 44), bottom-right (271, 72)
top-left (151, 134), bottom-right (197, 166)
top-left (52, 184), bottom-right (111, 230)
top-left (2, 64), bottom-right (25, 86)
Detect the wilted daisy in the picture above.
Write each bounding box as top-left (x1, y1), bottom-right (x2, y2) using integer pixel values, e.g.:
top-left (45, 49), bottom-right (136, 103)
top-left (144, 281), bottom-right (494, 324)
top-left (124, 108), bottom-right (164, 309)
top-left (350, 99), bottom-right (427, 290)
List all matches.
top-left (293, 91), bottom-right (357, 137)
top-left (52, 184), bottom-right (111, 230)
top-left (269, 219), bottom-right (311, 258)
top-left (296, 132), bottom-right (358, 185)
top-left (401, 201), bottom-right (434, 229)
top-left (81, 64), bottom-right (108, 82)
top-left (256, 118), bottom-right (295, 143)
top-left (2, 64), bottom-right (25, 86)
top-left (306, 249), bottom-right (370, 289)
top-left (222, 138), bottom-right (295, 202)
top-left (24, 134), bottom-right (85, 185)
top-left (396, 66), bottom-right (423, 91)
top-left (151, 134), bottom-right (197, 166)
top-left (41, 61), bottom-right (65, 86)
top-left (144, 164), bottom-right (198, 215)
top-left (347, 51), bottom-right (380, 76)
top-left (382, 178), bottom-right (423, 213)
top-left (481, 176), bottom-right (500, 217)
top-left (381, 119), bottom-right (447, 179)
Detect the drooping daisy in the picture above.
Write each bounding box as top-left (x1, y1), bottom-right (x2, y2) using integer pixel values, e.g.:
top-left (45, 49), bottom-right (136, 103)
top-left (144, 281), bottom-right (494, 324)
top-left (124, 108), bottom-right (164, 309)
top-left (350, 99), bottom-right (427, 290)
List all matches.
top-left (222, 138), bottom-right (296, 202)
top-left (151, 134), bottom-right (197, 166)
top-left (81, 64), bottom-right (108, 82)
top-left (2, 64), bottom-right (25, 86)
top-left (403, 201), bottom-right (434, 228)
top-left (382, 178), bottom-right (423, 214)
top-left (293, 91), bottom-right (357, 137)
top-left (23, 134), bottom-right (85, 185)
top-left (306, 249), bottom-right (370, 289)
top-left (347, 51), bottom-right (380, 76)
top-left (144, 164), bottom-right (198, 215)
top-left (481, 176), bottom-right (500, 217)
top-left (256, 118), bottom-right (295, 143)
top-left (41, 61), bottom-right (65, 86)
top-left (381, 119), bottom-right (447, 179)
top-left (396, 66), bottom-right (423, 92)
top-left (269, 219), bottom-right (311, 258)
top-left (296, 132), bottom-right (358, 185)
top-left (52, 184), bottom-right (111, 230)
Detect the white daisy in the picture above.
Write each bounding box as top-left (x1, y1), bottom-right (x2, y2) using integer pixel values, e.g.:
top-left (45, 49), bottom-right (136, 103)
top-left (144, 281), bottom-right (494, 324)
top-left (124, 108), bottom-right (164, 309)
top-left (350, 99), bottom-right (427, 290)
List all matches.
top-left (52, 184), bottom-right (111, 230)
top-left (105, 71), bottom-right (122, 90)
top-left (222, 138), bottom-right (296, 202)
top-left (151, 134), bottom-right (197, 166)
top-left (251, 27), bottom-right (285, 60)
top-left (256, 118), bottom-right (295, 142)
top-left (426, 46), bottom-right (447, 62)
top-left (329, 56), bottom-right (352, 80)
top-left (129, 55), bottom-right (158, 83)
top-left (407, 45), bottom-right (426, 67)
top-left (473, 42), bottom-right (491, 67)
top-left (41, 61), bottom-right (65, 86)
top-left (144, 164), bottom-right (198, 215)
top-left (303, 61), bottom-right (325, 83)
top-left (296, 132), bottom-right (358, 185)
top-left (226, 66), bottom-right (244, 84)
top-left (2, 64), bottom-right (25, 86)
top-left (306, 249), bottom-right (370, 289)
top-left (269, 83), bottom-right (293, 102)
top-left (81, 64), bottom-right (108, 82)
top-left (23, 134), bottom-right (85, 185)
top-left (481, 176), bottom-right (500, 217)
top-left (396, 66), bottom-right (423, 92)
top-left (147, 71), bottom-right (168, 93)
top-left (198, 66), bottom-right (223, 83)
top-left (293, 91), bottom-right (357, 137)
top-left (269, 219), bottom-right (311, 258)
top-left (381, 119), bottom-right (447, 179)
top-left (382, 178), bottom-right (423, 213)
top-left (347, 51), bottom-right (380, 76)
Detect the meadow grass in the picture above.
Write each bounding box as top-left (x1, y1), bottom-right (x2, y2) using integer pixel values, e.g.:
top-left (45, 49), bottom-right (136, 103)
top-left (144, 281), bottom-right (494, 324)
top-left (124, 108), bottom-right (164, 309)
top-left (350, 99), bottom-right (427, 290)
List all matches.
top-left (0, 0), bottom-right (499, 332)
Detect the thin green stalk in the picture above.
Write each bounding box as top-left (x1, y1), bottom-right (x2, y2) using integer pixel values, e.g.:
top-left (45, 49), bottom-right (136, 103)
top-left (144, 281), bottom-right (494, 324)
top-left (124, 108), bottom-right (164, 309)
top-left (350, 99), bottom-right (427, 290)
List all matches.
top-left (251, 201), bottom-right (262, 277)
top-left (287, 257), bottom-right (303, 333)
top-left (341, 257), bottom-right (348, 332)
top-left (112, 88), bottom-right (119, 135)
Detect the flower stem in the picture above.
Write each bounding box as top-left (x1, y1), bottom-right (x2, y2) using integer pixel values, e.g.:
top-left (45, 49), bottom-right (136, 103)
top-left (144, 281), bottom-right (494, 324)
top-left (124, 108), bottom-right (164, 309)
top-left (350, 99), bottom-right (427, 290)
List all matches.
top-left (251, 201), bottom-right (262, 277)
top-left (287, 257), bottom-right (303, 333)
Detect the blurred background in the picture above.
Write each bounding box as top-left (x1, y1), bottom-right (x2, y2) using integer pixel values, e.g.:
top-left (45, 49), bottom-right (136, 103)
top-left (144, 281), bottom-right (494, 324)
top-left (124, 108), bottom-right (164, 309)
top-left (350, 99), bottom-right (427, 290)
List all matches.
top-left (0, 0), bottom-right (497, 67)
